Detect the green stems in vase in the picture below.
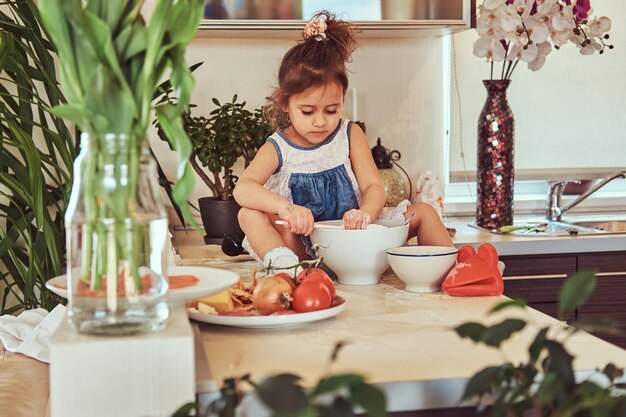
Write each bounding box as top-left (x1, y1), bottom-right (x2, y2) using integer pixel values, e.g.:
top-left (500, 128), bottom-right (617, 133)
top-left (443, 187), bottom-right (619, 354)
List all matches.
top-left (66, 133), bottom-right (169, 334)
top-left (37, 0), bottom-right (205, 334)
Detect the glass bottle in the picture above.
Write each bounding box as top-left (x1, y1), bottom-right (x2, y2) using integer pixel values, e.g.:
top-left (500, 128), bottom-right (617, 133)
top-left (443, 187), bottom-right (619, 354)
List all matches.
top-left (65, 133), bottom-right (169, 335)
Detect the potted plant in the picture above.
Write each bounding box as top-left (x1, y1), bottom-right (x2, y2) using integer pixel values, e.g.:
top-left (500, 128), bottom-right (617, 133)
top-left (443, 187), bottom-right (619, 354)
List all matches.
top-left (158, 95), bottom-right (273, 244)
top-left (455, 271), bottom-right (626, 416)
top-left (0, 0), bottom-right (76, 315)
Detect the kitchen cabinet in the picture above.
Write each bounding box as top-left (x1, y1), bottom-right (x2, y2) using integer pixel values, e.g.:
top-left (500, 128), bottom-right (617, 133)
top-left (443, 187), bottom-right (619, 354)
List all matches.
top-left (501, 251), bottom-right (626, 349)
top-left (577, 253), bottom-right (626, 348)
top-left (197, 0), bottom-right (476, 38)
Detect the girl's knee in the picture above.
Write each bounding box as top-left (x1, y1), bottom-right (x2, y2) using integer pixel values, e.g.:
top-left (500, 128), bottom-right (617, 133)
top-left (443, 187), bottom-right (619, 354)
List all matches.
top-left (238, 207), bottom-right (265, 230)
top-left (408, 202), bottom-right (439, 219)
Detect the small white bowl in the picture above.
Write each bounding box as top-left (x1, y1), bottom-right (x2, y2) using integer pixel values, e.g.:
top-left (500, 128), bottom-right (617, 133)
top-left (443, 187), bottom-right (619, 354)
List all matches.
top-left (311, 219), bottom-right (409, 286)
top-left (386, 246), bottom-right (459, 293)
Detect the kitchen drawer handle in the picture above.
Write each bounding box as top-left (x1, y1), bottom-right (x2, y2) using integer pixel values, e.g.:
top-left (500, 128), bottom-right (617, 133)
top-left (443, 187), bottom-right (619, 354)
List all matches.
top-left (505, 274), bottom-right (568, 280)
top-left (595, 271), bottom-right (626, 277)
top-left (505, 272), bottom-right (626, 280)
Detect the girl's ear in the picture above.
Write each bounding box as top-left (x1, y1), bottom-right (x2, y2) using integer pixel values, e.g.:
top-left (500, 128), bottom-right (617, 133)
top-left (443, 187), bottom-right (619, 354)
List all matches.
top-left (280, 97), bottom-right (290, 113)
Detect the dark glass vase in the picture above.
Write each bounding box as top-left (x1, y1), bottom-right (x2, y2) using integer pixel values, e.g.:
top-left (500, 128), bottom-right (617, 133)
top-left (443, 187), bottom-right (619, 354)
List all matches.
top-left (476, 80), bottom-right (515, 230)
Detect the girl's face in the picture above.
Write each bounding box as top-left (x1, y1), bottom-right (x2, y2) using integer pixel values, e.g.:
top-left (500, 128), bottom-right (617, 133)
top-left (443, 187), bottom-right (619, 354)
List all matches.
top-left (284, 81), bottom-right (344, 147)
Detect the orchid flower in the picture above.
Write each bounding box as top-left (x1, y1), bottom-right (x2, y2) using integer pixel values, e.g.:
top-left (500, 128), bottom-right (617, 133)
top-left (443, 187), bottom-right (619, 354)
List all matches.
top-left (473, 0), bottom-right (613, 80)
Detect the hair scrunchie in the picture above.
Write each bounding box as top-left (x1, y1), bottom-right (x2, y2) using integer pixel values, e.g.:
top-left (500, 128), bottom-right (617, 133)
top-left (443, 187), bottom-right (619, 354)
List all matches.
top-left (303, 16), bottom-right (327, 41)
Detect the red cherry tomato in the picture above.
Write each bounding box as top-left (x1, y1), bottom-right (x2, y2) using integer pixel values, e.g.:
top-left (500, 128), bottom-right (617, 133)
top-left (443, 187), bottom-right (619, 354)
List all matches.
top-left (296, 268), bottom-right (335, 298)
top-left (292, 281), bottom-right (332, 313)
top-left (272, 272), bottom-right (296, 290)
top-left (296, 267), bottom-right (325, 283)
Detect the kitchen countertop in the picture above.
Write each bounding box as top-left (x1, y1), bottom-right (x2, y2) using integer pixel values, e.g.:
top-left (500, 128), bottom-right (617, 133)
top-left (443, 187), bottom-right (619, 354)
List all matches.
top-left (193, 266), bottom-right (626, 412)
top-left (176, 231), bottom-right (626, 413)
top-left (2, 225), bottom-right (625, 417)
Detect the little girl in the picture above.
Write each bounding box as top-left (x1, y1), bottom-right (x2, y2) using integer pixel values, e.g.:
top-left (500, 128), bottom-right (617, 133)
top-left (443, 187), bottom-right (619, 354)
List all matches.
top-left (233, 11), bottom-right (453, 271)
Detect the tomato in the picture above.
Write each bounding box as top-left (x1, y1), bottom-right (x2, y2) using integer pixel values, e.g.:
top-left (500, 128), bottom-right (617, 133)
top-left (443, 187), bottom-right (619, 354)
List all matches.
top-left (292, 281), bottom-right (332, 313)
top-left (296, 268), bottom-right (335, 298)
top-left (272, 272), bottom-right (296, 290)
top-left (296, 267), bottom-right (325, 283)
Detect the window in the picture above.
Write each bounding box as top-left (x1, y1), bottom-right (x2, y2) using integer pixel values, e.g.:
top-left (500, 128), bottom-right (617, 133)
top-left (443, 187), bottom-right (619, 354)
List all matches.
top-left (444, 2), bottom-right (626, 218)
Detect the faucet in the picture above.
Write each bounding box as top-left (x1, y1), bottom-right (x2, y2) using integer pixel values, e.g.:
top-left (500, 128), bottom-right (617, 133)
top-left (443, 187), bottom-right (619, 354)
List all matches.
top-left (546, 169), bottom-right (626, 222)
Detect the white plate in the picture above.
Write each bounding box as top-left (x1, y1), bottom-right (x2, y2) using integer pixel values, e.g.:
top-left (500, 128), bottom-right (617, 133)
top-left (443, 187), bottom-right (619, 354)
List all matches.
top-left (188, 296), bottom-right (346, 329)
top-left (45, 266), bottom-right (240, 304)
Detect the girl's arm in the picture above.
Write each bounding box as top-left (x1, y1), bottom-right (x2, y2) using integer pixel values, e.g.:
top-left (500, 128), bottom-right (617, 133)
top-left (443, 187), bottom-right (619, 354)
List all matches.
top-left (349, 123), bottom-right (386, 222)
top-left (232, 142), bottom-right (291, 214)
top-left (234, 142), bottom-right (315, 235)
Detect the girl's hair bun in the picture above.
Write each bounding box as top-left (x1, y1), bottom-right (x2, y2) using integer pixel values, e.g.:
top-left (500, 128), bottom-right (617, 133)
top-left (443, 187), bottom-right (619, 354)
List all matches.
top-left (301, 10), bottom-right (358, 63)
top-left (264, 10), bottom-right (359, 129)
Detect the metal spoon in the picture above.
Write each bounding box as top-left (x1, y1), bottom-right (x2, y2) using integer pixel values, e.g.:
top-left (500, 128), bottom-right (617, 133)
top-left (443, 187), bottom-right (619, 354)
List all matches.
top-left (403, 212), bottom-right (416, 226)
top-left (274, 220), bottom-right (343, 229)
top-left (276, 213), bottom-right (416, 230)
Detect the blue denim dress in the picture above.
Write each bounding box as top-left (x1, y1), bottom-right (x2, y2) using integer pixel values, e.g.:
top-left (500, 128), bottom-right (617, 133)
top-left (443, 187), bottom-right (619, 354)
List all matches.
top-left (265, 119), bottom-right (361, 221)
top-left (241, 119), bottom-right (362, 262)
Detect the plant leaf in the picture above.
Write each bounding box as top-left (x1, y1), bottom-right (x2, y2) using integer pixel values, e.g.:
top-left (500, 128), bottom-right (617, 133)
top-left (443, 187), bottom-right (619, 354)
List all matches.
top-left (455, 320), bottom-right (526, 347)
top-left (155, 103), bottom-right (199, 230)
top-left (536, 372), bottom-right (561, 402)
top-left (481, 319), bottom-right (526, 347)
top-left (462, 365), bottom-right (506, 400)
top-left (528, 327), bottom-right (549, 362)
top-left (543, 340), bottom-right (575, 387)
top-left (602, 363), bottom-right (624, 381)
top-left (488, 298), bottom-right (527, 314)
top-left (350, 383), bottom-right (387, 417)
top-left (313, 374), bottom-right (365, 395)
top-left (454, 322), bottom-right (487, 343)
top-left (255, 374), bottom-right (309, 416)
top-left (559, 270), bottom-right (596, 316)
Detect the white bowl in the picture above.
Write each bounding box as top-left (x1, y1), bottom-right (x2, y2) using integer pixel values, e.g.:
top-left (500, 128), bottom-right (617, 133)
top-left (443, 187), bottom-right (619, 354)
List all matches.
top-left (386, 246), bottom-right (459, 293)
top-left (310, 219), bottom-right (409, 286)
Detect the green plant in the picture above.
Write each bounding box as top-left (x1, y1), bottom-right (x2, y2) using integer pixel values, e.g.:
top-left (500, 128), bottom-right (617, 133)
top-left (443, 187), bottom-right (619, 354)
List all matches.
top-left (454, 271), bottom-right (626, 417)
top-left (172, 343), bottom-right (387, 417)
top-left (0, 0), bottom-right (76, 314)
top-left (38, 0), bottom-right (202, 219)
top-left (158, 95), bottom-right (273, 201)
top-left (37, 0), bottom-right (203, 290)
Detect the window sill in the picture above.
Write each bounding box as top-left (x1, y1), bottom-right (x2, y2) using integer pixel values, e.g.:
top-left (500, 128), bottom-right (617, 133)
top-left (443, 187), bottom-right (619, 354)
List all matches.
top-left (444, 190), bottom-right (626, 219)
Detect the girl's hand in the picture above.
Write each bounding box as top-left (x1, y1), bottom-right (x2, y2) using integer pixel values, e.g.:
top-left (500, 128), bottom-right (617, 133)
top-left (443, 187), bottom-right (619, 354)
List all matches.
top-left (342, 209), bottom-right (371, 230)
top-left (277, 203), bottom-right (314, 236)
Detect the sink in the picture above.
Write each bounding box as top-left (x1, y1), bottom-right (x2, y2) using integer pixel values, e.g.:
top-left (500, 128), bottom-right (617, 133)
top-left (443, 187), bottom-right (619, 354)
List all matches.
top-left (561, 220), bottom-right (626, 233)
top-left (470, 219), bottom-right (626, 237)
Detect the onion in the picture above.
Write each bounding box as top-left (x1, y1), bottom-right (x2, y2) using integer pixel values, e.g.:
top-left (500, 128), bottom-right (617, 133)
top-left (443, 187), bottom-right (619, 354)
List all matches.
top-left (252, 276), bottom-right (293, 315)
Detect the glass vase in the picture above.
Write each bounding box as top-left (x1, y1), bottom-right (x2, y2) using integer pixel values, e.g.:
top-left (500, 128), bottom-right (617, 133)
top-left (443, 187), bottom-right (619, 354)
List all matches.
top-left (476, 80), bottom-right (515, 230)
top-left (65, 133), bottom-right (169, 335)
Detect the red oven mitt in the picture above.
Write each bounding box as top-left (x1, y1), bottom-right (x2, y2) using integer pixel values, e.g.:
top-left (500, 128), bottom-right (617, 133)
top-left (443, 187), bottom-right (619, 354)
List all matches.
top-left (442, 243), bottom-right (504, 296)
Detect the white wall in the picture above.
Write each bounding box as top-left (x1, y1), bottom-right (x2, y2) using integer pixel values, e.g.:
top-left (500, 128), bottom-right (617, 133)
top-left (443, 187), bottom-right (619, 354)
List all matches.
top-left (150, 33), bottom-right (448, 222)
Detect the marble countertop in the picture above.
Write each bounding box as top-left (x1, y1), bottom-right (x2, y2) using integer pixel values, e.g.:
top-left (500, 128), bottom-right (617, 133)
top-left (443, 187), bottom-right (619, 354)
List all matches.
top-left (175, 232), bottom-right (626, 412)
top-left (193, 271), bottom-right (626, 412)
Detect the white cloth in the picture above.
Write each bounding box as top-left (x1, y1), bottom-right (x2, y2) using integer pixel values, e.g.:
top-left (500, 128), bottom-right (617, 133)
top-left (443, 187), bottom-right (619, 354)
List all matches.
top-left (0, 304), bottom-right (66, 363)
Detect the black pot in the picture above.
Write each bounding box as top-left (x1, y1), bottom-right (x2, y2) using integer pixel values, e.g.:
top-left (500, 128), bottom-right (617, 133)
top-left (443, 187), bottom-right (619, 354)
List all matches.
top-left (198, 197), bottom-right (244, 244)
